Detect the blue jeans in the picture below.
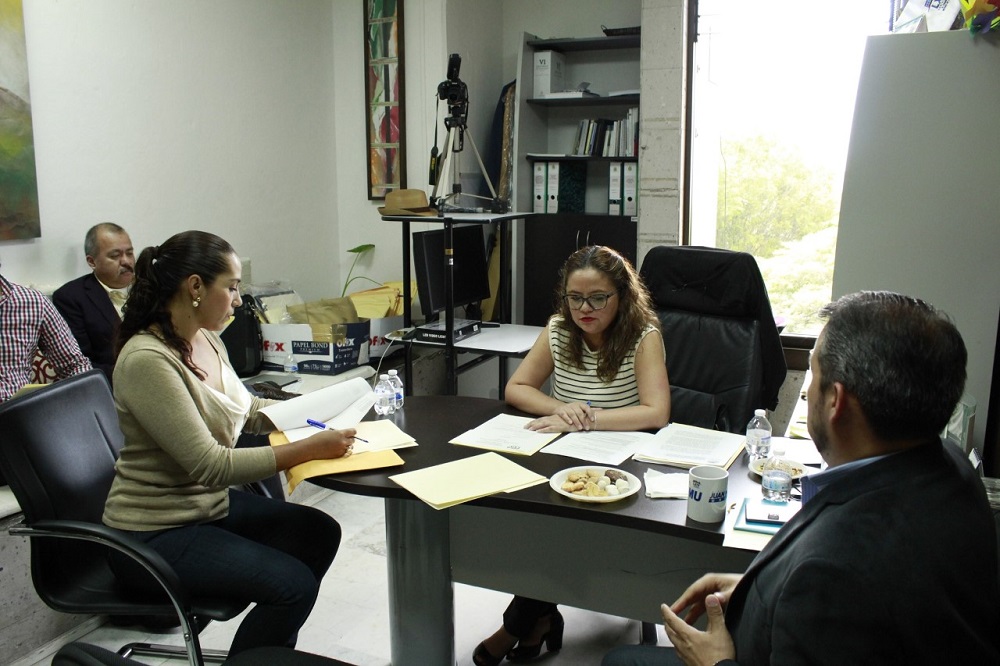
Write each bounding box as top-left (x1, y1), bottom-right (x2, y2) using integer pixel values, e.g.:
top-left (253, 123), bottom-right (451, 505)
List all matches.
top-left (108, 490), bottom-right (341, 655)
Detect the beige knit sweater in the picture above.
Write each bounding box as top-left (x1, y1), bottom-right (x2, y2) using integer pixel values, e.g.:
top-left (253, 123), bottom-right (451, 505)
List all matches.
top-left (103, 330), bottom-right (277, 531)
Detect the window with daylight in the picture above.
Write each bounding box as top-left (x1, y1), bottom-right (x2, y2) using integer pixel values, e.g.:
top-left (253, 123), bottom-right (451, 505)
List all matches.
top-left (687, 2), bottom-right (893, 334)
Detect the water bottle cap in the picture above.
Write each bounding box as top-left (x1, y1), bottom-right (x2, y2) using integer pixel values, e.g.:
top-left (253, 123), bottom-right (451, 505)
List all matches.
top-left (380, 374), bottom-right (390, 380)
top-left (388, 369), bottom-right (398, 376)
top-left (755, 409), bottom-right (766, 417)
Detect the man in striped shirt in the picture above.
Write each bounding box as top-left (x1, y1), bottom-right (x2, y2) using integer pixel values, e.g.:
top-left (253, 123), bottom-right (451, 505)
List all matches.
top-left (0, 264), bottom-right (92, 403)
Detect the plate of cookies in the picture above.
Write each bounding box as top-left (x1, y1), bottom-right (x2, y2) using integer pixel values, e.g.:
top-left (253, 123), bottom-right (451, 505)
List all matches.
top-left (550, 466), bottom-right (642, 503)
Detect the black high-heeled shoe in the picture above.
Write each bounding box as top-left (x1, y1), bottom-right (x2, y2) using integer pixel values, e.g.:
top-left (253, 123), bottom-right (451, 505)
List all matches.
top-left (473, 641), bottom-right (505, 666)
top-left (506, 610), bottom-right (565, 662)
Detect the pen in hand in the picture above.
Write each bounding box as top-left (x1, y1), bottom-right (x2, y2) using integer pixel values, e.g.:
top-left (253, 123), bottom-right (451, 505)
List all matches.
top-left (306, 419), bottom-right (369, 443)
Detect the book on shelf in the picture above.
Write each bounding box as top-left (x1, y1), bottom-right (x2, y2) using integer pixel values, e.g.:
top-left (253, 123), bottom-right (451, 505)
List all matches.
top-left (533, 161), bottom-right (547, 214)
top-left (414, 318), bottom-right (482, 343)
top-left (570, 109), bottom-right (639, 158)
top-left (546, 161), bottom-right (560, 213)
top-left (608, 161), bottom-right (623, 215)
top-left (532, 50), bottom-right (565, 98)
top-left (608, 89), bottom-right (640, 97)
top-left (623, 162), bottom-right (638, 216)
top-left (556, 161), bottom-right (586, 213)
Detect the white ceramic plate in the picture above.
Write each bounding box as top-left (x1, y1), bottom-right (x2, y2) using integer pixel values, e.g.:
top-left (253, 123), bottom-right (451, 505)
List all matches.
top-left (749, 458), bottom-right (810, 480)
top-left (550, 466), bottom-right (642, 503)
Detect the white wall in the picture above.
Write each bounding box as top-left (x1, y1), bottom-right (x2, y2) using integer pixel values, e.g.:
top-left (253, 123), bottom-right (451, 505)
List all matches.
top-left (3, 0), bottom-right (449, 302)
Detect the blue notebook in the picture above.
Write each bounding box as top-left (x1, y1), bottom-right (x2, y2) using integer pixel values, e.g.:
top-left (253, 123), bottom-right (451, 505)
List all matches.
top-left (734, 497), bottom-right (801, 535)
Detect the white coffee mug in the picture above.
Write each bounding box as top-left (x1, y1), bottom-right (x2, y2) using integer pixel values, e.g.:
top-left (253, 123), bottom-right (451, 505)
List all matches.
top-left (687, 465), bottom-right (729, 523)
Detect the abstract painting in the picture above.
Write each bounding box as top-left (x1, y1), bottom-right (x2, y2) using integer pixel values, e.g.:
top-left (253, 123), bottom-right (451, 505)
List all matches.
top-left (0, 0), bottom-right (40, 240)
top-left (364, 0), bottom-right (406, 200)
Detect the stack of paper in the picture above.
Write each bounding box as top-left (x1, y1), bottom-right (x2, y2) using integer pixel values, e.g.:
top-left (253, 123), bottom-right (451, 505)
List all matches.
top-left (541, 431), bottom-right (642, 465)
top-left (632, 423), bottom-right (746, 469)
top-left (450, 415), bottom-right (559, 456)
top-left (261, 376), bottom-right (376, 440)
top-left (389, 452), bottom-right (547, 510)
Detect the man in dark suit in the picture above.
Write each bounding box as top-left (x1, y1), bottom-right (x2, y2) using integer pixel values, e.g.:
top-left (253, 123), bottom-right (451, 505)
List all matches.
top-left (604, 291), bottom-right (1000, 665)
top-left (53, 223), bottom-right (134, 383)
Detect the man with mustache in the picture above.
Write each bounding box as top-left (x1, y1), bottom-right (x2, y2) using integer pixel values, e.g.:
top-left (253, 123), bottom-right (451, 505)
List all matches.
top-left (53, 222), bottom-right (135, 384)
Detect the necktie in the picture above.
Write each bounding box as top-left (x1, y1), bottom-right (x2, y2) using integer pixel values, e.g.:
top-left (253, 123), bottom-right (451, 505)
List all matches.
top-left (109, 290), bottom-right (127, 317)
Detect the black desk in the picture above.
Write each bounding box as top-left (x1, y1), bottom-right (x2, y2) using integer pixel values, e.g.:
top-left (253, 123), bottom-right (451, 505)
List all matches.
top-left (310, 396), bottom-right (759, 665)
top-left (381, 211), bottom-right (534, 395)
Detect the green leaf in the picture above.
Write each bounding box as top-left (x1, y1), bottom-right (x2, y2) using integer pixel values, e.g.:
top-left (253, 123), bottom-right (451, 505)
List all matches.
top-left (347, 244), bottom-right (375, 254)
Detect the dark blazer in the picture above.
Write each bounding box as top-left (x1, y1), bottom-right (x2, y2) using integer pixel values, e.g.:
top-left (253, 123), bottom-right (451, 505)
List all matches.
top-left (52, 273), bottom-right (120, 384)
top-left (726, 439), bottom-right (1000, 664)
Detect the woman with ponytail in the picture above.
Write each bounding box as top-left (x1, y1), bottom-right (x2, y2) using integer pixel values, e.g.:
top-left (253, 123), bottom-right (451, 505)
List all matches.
top-left (103, 230), bottom-right (350, 656)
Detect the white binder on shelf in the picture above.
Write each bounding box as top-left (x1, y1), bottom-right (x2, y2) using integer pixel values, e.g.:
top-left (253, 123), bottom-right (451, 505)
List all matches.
top-left (533, 162), bottom-right (548, 214)
top-left (547, 161), bottom-right (560, 214)
top-left (623, 162), bottom-right (638, 216)
top-left (532, 50), bottom-right (565, 98)
top-left (608, 161), bottom-right (622, 216)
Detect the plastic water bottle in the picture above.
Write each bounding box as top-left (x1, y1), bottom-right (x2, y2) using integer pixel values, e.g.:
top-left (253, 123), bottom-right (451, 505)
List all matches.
top-left (374, 374), bottom-right (395, 416)
top-left (282, 352), bottom-right (299, 374)
top-left (761, 444), bottom-right (793, 502)
top-left (387, 369), bottom-right (404, 409)
top-left (745, 409), bottom-right (772, 461)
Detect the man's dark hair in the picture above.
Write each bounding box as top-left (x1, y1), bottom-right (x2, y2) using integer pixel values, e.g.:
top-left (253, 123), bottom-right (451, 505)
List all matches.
top-left (818, 291), bottom-right (966, 441)
top-left (84, 222), bottom-right (127, 258)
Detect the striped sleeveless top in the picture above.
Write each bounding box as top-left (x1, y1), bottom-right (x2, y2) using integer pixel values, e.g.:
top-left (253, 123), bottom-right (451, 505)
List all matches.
top-left (548, 315), bottom-right (658, 408)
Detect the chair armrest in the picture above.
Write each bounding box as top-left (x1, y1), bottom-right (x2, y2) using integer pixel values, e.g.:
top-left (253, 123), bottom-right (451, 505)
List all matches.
top-left (9, 519), bottom-right (192, 610)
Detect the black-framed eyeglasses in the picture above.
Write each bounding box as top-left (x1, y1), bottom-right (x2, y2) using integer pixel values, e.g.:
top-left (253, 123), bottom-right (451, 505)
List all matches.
top-left (563, 292), bottom-right (617, 311)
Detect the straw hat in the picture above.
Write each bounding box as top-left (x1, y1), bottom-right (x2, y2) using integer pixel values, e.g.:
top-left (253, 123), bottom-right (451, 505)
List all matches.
top-left (377, 189), bottom-right (438, 217)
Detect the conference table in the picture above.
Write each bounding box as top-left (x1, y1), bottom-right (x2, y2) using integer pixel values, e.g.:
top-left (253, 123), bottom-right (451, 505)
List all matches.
top-left (308, 396), bottom-right (761, 665)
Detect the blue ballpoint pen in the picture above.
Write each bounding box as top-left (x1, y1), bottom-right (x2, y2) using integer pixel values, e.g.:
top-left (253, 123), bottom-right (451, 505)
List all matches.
top-left (306, 419), bottom-right (368, 443)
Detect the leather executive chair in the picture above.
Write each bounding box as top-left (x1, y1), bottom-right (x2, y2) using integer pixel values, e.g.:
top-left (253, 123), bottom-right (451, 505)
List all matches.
top-left (636, 246), bottom-right (787, 644)
top-left (0, 370), bottom-right (351, 666)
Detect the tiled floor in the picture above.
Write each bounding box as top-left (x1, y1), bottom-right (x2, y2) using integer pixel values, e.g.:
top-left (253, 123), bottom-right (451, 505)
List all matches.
top-left (19, 486), bottom-right (666, 666)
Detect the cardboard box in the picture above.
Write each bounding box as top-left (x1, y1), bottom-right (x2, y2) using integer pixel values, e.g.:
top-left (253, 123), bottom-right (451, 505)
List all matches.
top-left (368, 315), bottom-right (404, 358)
top-left (261, 321), bottom-right (370, 375)
top-left (533, 50), bottom-right (565, 98)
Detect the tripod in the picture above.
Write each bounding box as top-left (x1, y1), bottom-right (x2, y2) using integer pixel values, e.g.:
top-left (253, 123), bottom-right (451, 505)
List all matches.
top-left (430, 114), bottom-right (504, 213)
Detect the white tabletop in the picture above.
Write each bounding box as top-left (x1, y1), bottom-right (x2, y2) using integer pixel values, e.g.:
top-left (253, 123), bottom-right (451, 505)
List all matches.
top-left (388, 323), bottom-right (543, 356)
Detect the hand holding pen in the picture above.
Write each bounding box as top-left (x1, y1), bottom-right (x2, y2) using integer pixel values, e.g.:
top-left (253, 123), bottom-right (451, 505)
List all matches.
top-left (306, 419), bottom-right (365, 457)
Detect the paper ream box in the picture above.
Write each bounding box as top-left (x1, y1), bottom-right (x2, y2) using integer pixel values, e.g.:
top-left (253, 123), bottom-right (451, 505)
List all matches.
top-left (261, 321), bottom-right (371, 375)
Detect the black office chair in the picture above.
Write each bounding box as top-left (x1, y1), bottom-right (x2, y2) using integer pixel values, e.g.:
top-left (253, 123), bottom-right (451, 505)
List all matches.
top-left (640, 245), bottom-right (787, 434)
top-left (636, 246), bottom-right (787, 644)
top-left (0, 370), bottom-right (309, 666)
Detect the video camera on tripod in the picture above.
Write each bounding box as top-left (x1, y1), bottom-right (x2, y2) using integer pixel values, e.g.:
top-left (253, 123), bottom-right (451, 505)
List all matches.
top-left (437, 53), bottom-right (469, 136)
top-left (429, 53), bottom-right (507, 214)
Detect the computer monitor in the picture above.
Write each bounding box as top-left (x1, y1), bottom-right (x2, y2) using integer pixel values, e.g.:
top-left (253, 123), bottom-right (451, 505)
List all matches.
top-left (412, 224), bottom-right (492, 320)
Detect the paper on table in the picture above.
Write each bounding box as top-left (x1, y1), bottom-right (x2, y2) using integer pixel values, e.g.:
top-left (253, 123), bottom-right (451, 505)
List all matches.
top-left (632, 423), bottom-right (745, 469)
top-left (450, 414), bottom-right (560, 456)
top-left (269, 430), bottom-right (404, 493)
top-left (262, 377), bottom-right (376, 441)
top-left (349, 420), bottom-right (417, 454)
top-left (541, 431), bottom-right (645, 465)
top-left (388, 451), bottom-right (547, 510)
top-left (643, 468), bottom-right (688, 498)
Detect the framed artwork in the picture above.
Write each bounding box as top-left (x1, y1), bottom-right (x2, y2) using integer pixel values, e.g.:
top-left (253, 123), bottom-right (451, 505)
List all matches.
top-left (364, 0), bottom-right (406, 200)
top-left (0, 0), bottom-right (41, 240)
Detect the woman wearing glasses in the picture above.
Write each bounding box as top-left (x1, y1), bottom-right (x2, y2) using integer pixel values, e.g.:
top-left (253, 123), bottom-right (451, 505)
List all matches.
top-left (473, 245), bottom-right (670, 666)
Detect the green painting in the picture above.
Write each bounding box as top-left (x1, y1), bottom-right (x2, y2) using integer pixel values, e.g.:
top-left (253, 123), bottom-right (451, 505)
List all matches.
top-left (0, 0), bottom-right (40, 240)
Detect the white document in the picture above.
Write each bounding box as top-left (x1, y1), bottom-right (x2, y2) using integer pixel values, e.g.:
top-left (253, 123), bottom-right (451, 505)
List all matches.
top-left (349, 419), bottom-right (417, 454)
top-left (540, 430), bottom-right (645, 466)
top-left (261, 376), bottom-right (376, 442)
top-left (632, 423), bottom-right (746, 469)
top-left (450, 414), bottom-right (560, 456)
